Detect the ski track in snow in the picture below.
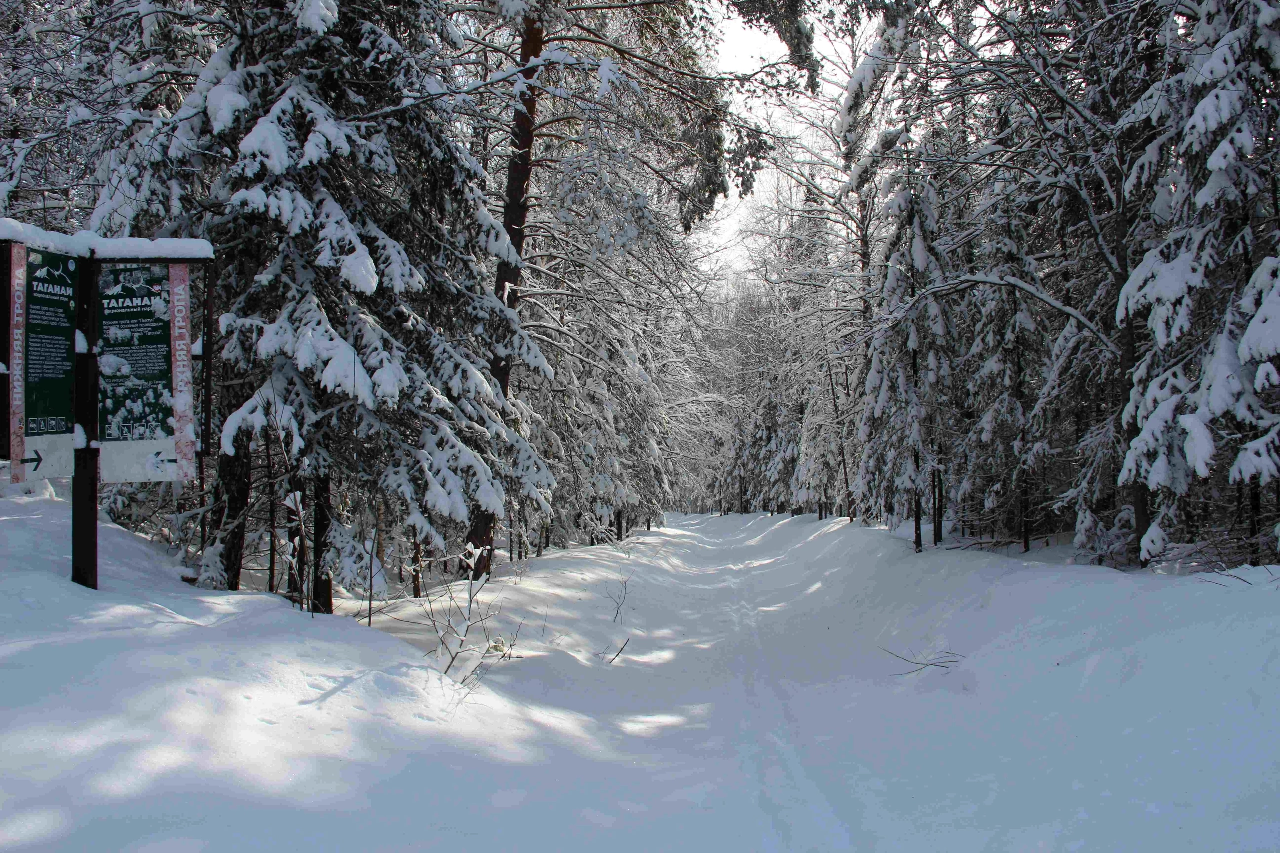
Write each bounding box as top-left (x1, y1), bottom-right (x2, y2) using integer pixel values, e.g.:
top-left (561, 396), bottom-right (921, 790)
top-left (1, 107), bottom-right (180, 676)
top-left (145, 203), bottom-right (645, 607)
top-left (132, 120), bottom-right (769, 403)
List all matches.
top-left (2, 498), bottom-right (1279, 851)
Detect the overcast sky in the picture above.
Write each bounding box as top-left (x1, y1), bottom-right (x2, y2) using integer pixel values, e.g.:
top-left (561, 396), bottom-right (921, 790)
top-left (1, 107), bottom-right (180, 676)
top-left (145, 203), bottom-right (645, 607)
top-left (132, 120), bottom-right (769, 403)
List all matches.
top-left (717, 14), bottom-right (788, 75)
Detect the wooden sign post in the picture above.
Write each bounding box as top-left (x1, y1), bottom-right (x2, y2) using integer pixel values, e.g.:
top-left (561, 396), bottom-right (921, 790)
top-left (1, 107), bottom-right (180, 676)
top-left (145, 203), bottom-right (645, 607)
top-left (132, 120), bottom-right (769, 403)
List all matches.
top-left (73, 259), bottom-right (99, 589)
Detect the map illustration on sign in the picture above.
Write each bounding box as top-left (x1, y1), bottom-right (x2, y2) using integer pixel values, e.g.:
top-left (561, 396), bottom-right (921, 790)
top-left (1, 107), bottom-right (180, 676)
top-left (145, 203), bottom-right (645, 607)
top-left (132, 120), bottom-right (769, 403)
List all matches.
top-left (98, 263), bottom-right (195, 482)
top-left (12, 249), bottom-right (78, 479)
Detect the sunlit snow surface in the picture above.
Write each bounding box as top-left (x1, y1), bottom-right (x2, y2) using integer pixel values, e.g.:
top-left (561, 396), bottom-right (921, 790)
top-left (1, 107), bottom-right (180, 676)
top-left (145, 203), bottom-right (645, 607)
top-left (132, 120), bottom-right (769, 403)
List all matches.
top-left (1, 498), bottom-right (1278, 851)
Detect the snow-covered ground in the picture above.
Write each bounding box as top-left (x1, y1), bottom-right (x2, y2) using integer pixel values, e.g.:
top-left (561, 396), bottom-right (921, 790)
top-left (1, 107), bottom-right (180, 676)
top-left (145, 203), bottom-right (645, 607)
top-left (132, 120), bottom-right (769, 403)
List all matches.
top-left (2, 496), bottom-right (1278, 851)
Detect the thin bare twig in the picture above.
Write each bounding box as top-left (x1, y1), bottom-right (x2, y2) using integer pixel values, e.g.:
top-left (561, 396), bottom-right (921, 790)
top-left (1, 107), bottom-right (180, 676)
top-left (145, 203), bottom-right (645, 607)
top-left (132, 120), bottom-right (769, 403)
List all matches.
top-left (878, 646), bottom-right (965, 676)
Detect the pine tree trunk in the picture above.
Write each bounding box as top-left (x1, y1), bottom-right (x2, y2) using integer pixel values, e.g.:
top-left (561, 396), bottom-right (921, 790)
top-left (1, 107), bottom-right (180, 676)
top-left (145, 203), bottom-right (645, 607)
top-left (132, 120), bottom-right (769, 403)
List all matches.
top-left (266, 434), bottom-right (276, 593)
top-left (826, 361), bottom-right (855, 521)
top-left (464, 15), bottom-right (544, 578)
top-left (375, 499), bottom-right (386, 589)
top-left (412, 539), bottom-right (421, 596)
top-left (1021, 480), bottom-right (1030, 554)
top-left (311, 473), bottom-right (333, 614)
top-left (913, 452), bottom-right (922, 553)
top-left (933, 469), bottom-right (943, 546)
top-left (517, 501), bottom-right (525, 561)
top-left (215, 426), bottom-right (252, 591)
top-left (1250, 479), bottom-right (1261, 564)
top-left (1122, 318), bottom-right (1151, 561)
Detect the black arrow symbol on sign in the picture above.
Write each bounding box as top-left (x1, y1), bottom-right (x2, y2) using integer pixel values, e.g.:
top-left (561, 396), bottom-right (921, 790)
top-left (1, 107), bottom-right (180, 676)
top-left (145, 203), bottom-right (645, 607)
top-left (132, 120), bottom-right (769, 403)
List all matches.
top-left (20, 449), bottom-right (43, 470)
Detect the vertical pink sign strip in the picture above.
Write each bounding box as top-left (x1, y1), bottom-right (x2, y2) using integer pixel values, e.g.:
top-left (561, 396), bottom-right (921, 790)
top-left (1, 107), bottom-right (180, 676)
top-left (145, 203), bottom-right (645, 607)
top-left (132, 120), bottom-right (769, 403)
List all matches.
top-left (169, 264), bottom-right (196, 481)
top-left (10, 243), bottom-right (25, 484)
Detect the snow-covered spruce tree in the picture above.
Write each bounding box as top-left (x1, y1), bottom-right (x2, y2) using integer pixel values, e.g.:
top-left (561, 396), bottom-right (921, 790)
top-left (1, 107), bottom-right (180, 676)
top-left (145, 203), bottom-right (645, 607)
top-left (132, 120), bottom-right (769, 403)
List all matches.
top-left (776, 183), bottom-right (849, 518)
top-left (840, 1), bottom-right (957, 551)
top-left (989, 0), bottom-right (1177, 563)
top-left (760, 180), bottom-right (848, 517)
top-left (952, 175), bottom-right (1051, 552)
top-left (1115, 0), bottom-right (1280, 563)
top-left (78, 0), bottom-right (552, 595)
top-left (832, 0), bottom-right (1181, 562)
top-left (711, 268), bottom-right (806, 515)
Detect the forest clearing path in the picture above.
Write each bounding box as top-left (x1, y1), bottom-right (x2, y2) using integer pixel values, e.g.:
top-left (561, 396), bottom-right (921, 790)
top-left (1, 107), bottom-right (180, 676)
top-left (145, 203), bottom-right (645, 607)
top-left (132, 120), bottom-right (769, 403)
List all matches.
top-left (3, 499), bottom-right (1278, 851)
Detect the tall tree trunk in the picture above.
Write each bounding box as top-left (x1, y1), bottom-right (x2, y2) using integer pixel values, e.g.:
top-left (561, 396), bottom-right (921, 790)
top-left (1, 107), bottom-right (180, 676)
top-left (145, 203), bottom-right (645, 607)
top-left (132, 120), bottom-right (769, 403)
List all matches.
top-left (913, 460), bottom-right (922, 554)
top-left (826, 361), bottom-right (854, 521)
top-left (266, 434), bottom-right (276, 593)
top-left (412, 538), bottom-right (422, 598)
top-left (375, 498), bottom-right (386, 588)
top-left (465, 15), bottom-right (545, 580)
top-left (516, 500), bottom-right (524, 561)
top-left (214, 423), bottom-right (252, 591)
top-left (1250, 479), bottom-right (1261, 564)
top-left (1122, 297), bottom-right (1151, 563)
top-left (1021, 480), bottom-right (1031, 554)
top-left (312, 472), bottom-right (333, 614)
top-left (933, 468), bottom-right (943, 546)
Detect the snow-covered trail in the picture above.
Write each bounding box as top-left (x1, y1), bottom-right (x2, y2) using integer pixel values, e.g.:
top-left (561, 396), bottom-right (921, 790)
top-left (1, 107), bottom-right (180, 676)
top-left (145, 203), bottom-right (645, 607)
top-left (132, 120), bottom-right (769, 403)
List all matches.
top-left (2, 500), bottom-right (1279, 851)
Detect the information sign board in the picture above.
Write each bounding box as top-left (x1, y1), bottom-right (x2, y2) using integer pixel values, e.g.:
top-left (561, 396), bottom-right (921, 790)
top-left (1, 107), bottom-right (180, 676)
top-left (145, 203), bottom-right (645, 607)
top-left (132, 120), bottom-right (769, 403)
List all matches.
top-left (97, 262), bottom-right (196, 482)
top-left (8, 245), bottom-right (77, 481)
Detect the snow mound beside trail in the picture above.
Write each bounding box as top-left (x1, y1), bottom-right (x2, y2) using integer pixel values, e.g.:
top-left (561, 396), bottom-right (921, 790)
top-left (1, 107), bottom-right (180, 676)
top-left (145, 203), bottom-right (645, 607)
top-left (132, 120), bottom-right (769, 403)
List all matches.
top-left (0, 496), bottom-right (597, 850)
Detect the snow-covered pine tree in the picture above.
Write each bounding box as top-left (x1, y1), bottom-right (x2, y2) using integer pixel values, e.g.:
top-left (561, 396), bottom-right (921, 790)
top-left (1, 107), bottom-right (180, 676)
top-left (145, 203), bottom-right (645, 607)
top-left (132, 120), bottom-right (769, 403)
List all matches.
top-left (74, 0), bottom-right (553, 595)
top-left (1116, 0), bottom-right (1280, 562)
top-left (993, 0), bottom-right (1178, 563)
top-left (841, 0), bottom-right (956, 550)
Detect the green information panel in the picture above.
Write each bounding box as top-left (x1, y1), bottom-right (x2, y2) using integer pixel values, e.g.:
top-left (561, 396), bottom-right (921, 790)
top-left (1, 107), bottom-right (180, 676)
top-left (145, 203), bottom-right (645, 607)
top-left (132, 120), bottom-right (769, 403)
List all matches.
top-left (97, 262), bottom-right (195, 483)
top-left (98, 264), bottom-right (173, 443)
top-left (20, 249), bottom-right (77, 478)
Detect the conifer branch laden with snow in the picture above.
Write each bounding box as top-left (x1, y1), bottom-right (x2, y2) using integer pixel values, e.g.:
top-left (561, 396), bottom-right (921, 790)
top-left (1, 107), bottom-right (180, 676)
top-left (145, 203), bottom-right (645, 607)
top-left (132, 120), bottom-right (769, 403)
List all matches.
top-left (690, 0), bottom-right (1280, 569)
